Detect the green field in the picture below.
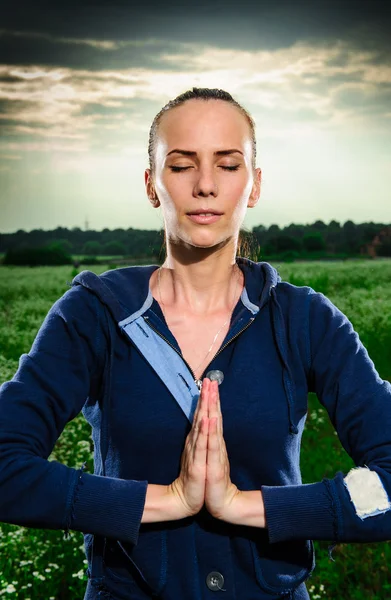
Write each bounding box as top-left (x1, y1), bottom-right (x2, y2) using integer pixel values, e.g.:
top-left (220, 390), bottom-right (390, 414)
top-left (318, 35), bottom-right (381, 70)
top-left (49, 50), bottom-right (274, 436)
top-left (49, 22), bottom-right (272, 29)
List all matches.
top-left (0, 260), bottom-right (391, 599)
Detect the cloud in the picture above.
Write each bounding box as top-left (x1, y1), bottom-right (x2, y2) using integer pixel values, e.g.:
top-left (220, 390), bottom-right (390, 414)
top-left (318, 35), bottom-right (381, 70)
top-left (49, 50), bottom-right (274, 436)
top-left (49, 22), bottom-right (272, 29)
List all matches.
top-left (2, 1), bottom-right (390, 56)
top-left (0, 29), bottom-right (187, 71)
top-left (0, 29), bottom-right (173, 51)
top-left (0, 37), bottom-right (389, 159)
top-left (0, 140), bottom-right (89, 153)
top-left (0, 153), bottom-right (21, 160)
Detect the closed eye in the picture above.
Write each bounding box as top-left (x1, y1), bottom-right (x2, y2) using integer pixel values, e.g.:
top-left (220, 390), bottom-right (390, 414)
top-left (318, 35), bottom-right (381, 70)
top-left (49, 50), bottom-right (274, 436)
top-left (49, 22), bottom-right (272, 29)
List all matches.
top-left (169, 165), bottom-right (240, 172)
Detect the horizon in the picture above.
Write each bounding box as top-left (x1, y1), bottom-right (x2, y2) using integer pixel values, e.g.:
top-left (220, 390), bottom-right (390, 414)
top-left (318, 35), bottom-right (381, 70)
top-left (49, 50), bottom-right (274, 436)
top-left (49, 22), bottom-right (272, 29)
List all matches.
top-left (1, 1), bottom-right (390, 232)
top-left (2, 217), bottom-right (390, 237)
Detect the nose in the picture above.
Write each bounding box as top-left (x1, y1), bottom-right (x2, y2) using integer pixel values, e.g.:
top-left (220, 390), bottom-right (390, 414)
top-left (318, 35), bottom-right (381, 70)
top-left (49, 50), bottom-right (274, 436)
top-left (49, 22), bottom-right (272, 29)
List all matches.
top-left (193, 165), bottom-right (218, 198)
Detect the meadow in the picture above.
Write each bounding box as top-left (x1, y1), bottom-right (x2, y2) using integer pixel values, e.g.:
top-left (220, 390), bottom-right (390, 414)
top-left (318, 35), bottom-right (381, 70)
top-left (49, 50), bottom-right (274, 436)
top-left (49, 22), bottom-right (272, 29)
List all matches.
top-left (0, 259), bottom-right (390, 599)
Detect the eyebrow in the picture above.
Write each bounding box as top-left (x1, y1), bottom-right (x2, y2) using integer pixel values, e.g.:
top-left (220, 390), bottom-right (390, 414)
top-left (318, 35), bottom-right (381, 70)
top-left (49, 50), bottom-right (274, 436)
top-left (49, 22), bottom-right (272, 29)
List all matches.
top-left (166, 148), bottom-right (243, 157)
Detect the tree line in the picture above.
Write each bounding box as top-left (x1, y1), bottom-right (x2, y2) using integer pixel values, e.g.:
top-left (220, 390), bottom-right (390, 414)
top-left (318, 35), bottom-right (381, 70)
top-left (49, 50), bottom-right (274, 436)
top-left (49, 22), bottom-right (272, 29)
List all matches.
top-left (0, 220), bottom-right (390, 266)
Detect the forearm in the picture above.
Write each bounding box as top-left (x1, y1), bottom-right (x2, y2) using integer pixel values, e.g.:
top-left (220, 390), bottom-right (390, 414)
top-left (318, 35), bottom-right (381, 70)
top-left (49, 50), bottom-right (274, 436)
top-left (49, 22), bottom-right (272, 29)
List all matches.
top-left (216, 490), bottom-right (267, 528)
top-left (141, 483), bottom-right (186, 523)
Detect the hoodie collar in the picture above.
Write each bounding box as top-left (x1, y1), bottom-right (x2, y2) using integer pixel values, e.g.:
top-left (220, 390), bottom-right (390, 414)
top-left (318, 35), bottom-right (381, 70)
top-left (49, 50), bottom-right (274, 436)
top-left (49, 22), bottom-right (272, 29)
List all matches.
top-left (72, 258), bottom-right (298, 436)
top-left (72, 257), bottom-right (281, 321)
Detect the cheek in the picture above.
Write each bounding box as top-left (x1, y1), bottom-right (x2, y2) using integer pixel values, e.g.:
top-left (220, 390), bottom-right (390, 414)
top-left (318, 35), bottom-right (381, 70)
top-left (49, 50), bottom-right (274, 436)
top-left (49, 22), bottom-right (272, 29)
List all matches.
top-left (155, 179), bottom-right (179, 216)
top-left (229, 176), bottom-right (253, 208)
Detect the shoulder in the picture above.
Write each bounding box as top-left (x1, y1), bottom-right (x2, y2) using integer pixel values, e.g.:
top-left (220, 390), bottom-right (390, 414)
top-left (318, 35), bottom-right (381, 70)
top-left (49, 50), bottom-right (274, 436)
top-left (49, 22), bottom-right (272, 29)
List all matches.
top-left (275, 279), bottom-right (348, 333)
top-left (71, 264), bottom-right (159, 322)
top-left (36, 276), bottom-right (111, 352)
top-left (272, 277), bottom-right (317, 317)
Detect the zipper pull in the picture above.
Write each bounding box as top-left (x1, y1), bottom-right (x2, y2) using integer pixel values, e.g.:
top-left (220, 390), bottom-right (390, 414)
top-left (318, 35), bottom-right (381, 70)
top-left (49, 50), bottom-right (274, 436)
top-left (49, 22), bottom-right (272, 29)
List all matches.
top-left (195, 379), bottom-right (203, 391)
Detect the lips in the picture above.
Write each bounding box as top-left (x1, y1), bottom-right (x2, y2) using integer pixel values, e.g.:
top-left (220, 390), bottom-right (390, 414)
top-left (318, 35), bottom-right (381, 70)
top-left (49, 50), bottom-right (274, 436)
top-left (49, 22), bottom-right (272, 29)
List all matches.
top-left (187, 209), bottom-right (223, 216)
top-left (186, 211), bottom-right (223, 224)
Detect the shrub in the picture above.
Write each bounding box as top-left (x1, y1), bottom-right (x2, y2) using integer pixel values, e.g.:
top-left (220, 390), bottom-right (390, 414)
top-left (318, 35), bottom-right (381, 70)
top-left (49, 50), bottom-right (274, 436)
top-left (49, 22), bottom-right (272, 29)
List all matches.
top-left (82, 241), bottom-right (102, 256)
top-left (102, 241), bottom-right (126, 255)
top-left (3, 246), bottom-right (72, 267)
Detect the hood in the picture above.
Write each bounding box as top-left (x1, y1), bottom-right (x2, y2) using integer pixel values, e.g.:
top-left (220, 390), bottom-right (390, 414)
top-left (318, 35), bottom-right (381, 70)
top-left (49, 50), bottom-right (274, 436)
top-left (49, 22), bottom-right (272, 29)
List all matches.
top-left (72, 258), bottom-right (280, 320)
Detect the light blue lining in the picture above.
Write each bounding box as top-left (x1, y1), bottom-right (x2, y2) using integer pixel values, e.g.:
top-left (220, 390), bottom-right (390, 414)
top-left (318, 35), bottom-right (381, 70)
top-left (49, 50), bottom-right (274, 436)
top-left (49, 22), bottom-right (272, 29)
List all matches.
top-left (119, 316), bottom-right (200, 423)
top-left (240, 286), bottom-right (260, 315)
top-left (118, 288), bottom-right (154, 328)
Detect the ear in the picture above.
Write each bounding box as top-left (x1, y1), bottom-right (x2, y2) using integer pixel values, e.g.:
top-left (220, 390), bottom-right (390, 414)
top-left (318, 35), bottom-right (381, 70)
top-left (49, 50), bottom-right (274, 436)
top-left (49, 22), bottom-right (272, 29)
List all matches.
top-left (145, 168), bottom-right (160, 208)
top-left (247, 167), bottom-right (261, 209)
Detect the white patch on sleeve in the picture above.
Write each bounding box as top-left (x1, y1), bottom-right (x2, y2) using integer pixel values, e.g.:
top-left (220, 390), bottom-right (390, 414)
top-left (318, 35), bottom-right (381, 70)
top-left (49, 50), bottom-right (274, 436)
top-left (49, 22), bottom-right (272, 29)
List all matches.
top-left (343, 466), bottom-right (391, 519)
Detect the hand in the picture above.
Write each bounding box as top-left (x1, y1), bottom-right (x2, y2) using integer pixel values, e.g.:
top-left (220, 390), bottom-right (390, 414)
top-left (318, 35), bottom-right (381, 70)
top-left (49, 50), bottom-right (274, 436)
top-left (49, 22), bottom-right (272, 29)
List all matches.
top-left (204, 378), bottom-right (241, 520)
top-left (168, 375), bottom-right (210, 518)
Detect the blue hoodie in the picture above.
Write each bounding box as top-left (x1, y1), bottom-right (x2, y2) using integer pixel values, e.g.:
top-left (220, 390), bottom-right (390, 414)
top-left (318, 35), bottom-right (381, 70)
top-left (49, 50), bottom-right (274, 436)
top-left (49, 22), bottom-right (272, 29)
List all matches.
top-left (1, 258), bottom-right (391, 600)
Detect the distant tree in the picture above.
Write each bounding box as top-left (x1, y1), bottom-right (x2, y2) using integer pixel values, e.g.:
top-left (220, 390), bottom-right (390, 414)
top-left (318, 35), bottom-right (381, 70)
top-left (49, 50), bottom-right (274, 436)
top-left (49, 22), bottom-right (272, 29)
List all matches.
top-left (266, 235), bottom-right (302, 254)
top-left (252, 224), bottom-right (267, 247)
top-left (253, 224), bottom-right (267, 234)
top-left (303, 232), bottom-right (326, 252)
top-left (3, 246), bottom-right (72, 266)
top-left (268, 224), bottom-right (281, 236)
top-left (285, 224), bottom-right (305, 238)
top-left (312, 220), bottom-right (327, 231)
top-left (342, 220), bottom-right (360, 253)
top-left (377, 240), bottom-right (391, 257)
top-left (1, 221), bottom-right (389, 261)
top-left (82, 241), bottom-right (102, 256)
top-left (48, 239), bottom-right (73, 254)
top-left (102, 241), bottom-right (126, 255)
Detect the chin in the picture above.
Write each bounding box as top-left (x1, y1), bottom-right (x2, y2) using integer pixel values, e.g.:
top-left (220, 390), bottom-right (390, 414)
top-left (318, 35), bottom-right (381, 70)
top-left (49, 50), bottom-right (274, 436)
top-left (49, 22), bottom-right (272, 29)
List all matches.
top-left (168, 223), bottom-right (233, 250)
top-left (184, 231), bottom-right (231, 251)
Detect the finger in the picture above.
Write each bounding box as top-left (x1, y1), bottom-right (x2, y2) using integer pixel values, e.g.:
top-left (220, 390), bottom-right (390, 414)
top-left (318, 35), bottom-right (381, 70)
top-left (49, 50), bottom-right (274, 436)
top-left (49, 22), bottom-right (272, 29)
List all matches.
top-left (208, 381), bottom-right (221, 434)
top-left (198, 378), bottom-right (210, 423)
top-left (209, 383), bottom-right (226, 455)
top-left (191, 383), bottom-right (210, 455)
top-left (207, 417), bottom-right (221, 464)
top-left (192, 378), bottom-right (209, 431)
top-left (214, 381), bottom-right (223, 436)
top-left (193, 416), bottom-right (209, 464)
top-left (207, 416), bottom-right (229, 481)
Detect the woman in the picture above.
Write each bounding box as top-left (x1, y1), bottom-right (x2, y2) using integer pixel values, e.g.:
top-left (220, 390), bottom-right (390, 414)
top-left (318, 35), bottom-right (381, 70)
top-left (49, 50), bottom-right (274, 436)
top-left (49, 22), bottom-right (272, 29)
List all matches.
top-left (1, 87), bottom-right (391, 600)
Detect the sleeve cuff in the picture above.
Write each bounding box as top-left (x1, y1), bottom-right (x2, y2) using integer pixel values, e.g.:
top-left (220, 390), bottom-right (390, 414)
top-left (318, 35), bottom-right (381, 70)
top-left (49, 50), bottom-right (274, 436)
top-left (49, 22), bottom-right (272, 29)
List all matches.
top-left (70, 472), bottom-right (148, 544)
top-left (261, 480), bottom-right (336, 544)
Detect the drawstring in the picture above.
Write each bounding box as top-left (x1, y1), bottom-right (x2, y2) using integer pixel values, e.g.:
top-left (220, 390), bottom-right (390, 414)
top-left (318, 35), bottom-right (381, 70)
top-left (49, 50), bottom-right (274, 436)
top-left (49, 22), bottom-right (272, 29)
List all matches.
top-left (270, 285), bottom-right (299, 435)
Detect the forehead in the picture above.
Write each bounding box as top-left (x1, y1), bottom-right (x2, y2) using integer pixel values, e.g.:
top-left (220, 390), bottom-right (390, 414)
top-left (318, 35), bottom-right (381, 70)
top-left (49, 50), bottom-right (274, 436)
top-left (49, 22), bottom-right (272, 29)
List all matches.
top-left (157, 99), bottom-right (251, 152)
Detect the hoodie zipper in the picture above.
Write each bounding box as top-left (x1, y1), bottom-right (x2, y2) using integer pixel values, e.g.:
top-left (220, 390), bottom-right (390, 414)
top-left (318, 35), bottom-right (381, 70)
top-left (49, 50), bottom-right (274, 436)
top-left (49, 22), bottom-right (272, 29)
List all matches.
top-left (143, 315), bottom-right (255, 390)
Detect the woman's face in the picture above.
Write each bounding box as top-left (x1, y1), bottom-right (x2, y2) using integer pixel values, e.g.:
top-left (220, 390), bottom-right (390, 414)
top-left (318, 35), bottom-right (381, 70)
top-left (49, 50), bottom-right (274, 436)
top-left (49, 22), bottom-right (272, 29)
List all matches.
top-left (145, 99), bottom-right (261, 250)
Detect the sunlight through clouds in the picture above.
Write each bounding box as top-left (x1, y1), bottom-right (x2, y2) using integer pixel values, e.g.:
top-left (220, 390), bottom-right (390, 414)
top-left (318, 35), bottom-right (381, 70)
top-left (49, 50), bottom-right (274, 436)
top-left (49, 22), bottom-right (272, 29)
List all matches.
top-left (0, 24), bottom-right (390, 231)
top-left (0, 38), bottom-right (389, 156)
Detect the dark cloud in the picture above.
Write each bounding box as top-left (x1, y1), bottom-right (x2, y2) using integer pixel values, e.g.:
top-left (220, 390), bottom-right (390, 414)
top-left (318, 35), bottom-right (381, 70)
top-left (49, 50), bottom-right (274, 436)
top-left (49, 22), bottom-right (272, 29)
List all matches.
top-left (0, 74), bottom-right (22, 83)
top-left (0, 0), bottom-right (390, 69)
top-left (0, 31), bottom-right (184, 70)
top-left (0, 99), bottom-right (29, 115)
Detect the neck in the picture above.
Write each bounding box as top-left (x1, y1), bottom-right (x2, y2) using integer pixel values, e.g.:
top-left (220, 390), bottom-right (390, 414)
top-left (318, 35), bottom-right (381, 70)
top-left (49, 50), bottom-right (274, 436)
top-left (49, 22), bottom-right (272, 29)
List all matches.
top-left (157, 240), bottom-right (242, 316)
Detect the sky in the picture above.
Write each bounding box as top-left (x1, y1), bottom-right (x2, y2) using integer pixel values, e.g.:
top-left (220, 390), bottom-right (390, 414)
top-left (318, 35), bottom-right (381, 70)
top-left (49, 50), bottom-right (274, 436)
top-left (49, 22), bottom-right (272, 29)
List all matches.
top-left (0, 0), bottom-right (390, 234)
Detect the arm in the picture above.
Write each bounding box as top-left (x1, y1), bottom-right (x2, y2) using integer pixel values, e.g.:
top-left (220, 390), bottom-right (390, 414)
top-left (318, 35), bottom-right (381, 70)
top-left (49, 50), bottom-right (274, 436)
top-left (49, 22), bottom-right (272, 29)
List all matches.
top-left (141, 484), bottom-right (190, 523)
top-left (259, 289), bottom-right (391, 544)
top-left (0, 285), bottom-right (148, 544)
